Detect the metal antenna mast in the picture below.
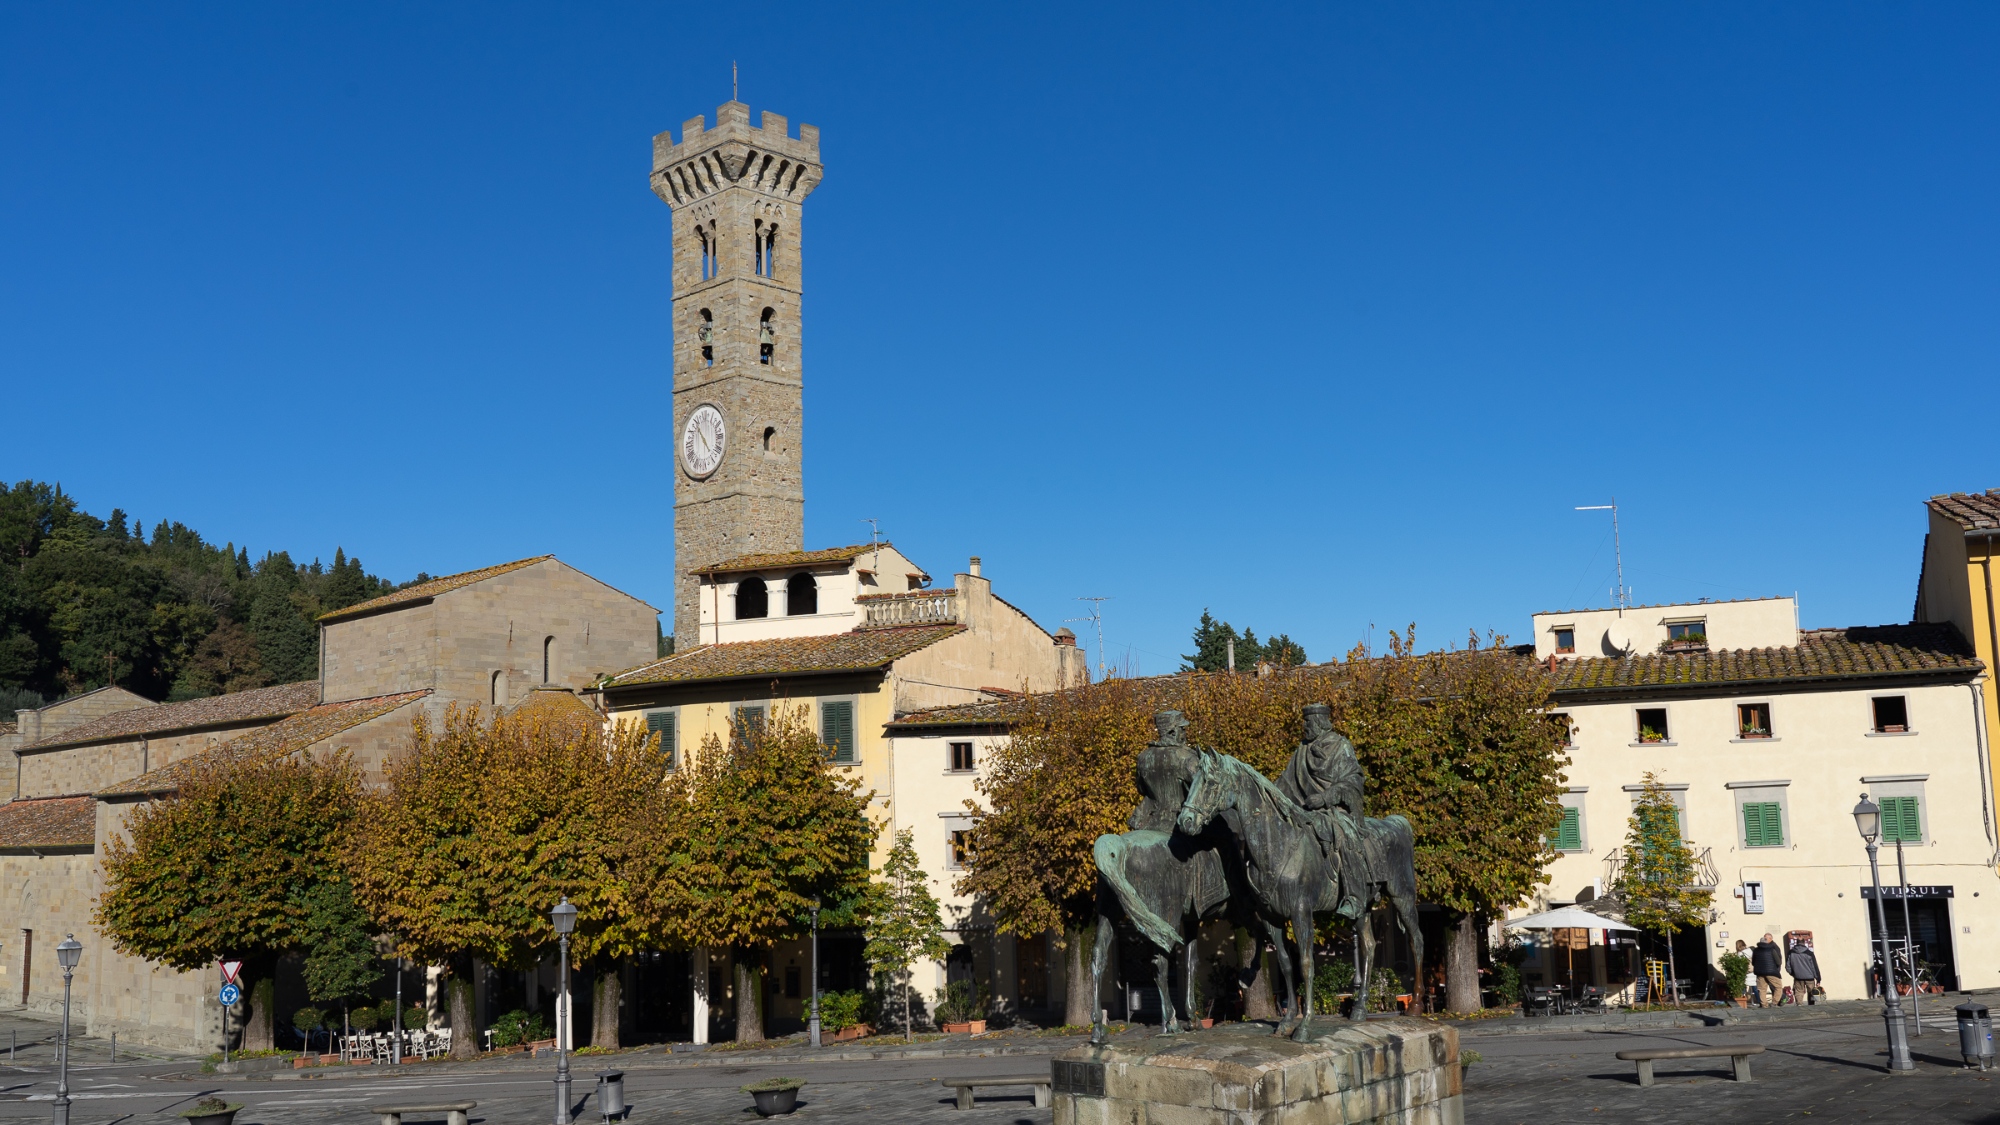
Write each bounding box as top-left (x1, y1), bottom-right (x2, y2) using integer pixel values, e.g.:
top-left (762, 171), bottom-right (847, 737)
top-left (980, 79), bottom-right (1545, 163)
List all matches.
top-left (1070, 597), bottom-right (1110, 680)
top-left (860, 518), bottom-right (882, 572)
top-left (1575, 500), bottom-right (1628, 611)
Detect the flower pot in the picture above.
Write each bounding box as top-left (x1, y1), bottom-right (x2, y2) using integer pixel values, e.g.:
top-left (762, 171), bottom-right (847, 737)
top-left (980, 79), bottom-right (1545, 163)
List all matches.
top-left (942, 1021), bottom-right (972, 1033)
top-left (1198, 1019), bottom-right (1214, 1029)
top-left (1734, 997), bottom-right (1749, 1008)
top-left (829, 1024), bottom-right (870, 1042)
top-left (180, 1107), bottom-right (240, 1125)
top-left (750, 1087), bottom-right (800, 1116)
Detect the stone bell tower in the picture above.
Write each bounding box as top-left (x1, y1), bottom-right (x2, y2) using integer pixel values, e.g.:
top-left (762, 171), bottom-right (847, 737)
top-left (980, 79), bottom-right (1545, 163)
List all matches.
top-left (652, 102), bottom-right (821, 644)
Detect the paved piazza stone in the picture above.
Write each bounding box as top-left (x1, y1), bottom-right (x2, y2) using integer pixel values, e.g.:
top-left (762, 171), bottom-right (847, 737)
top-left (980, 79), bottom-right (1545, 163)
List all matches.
top-left (6, 1009), bottom-right (2000, 1124)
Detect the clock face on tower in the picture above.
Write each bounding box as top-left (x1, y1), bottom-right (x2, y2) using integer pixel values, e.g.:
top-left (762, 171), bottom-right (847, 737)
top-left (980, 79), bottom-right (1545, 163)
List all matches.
top-left (680, 404), bottom-right (726, 479)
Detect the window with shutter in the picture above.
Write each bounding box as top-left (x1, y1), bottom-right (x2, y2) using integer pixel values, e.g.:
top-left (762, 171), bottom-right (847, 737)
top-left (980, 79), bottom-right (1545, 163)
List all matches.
top-left (1550, 806), bottom-right (1583, 851)
top-left (1742, 801), bottom-right (1784, 848)
top-left (821, 700), bottom-right (855, 764)
top-left (1880, 796), bottom-right (1922, 843)
top-left (646, 710), bottom-right (678, 770)
top-left (734, 704), bottom-right (766, 743)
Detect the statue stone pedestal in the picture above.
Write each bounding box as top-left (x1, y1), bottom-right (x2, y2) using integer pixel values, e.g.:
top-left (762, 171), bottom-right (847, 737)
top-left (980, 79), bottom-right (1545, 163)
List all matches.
top-left (1052, 1018), bottom-right (1461, 1125)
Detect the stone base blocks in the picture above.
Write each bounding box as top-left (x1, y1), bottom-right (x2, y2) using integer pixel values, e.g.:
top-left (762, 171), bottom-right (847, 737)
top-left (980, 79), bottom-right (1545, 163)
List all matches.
top-left (1053, 1018), bottom-right (1462, 1125)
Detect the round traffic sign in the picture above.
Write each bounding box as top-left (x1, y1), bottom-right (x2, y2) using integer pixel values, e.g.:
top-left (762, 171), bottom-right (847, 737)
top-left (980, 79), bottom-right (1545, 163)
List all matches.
top-left (219, 983), bottom-right (241, 1006)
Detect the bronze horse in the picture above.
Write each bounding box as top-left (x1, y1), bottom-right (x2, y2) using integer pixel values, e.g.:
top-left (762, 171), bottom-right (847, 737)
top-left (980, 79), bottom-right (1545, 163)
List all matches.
top-left (1176, 747), bottom-right (1422, 1039)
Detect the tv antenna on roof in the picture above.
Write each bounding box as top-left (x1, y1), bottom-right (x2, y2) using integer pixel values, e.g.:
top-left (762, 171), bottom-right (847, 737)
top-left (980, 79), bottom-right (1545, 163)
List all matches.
top-left (1575, 500), bottom-right (1629, 612)
top-left (1069, 597), bottom-right (1110, 681)
top-left (860, 518), bottom-right (882, 571)
top-left (732, 61), bottom-right (738, 102)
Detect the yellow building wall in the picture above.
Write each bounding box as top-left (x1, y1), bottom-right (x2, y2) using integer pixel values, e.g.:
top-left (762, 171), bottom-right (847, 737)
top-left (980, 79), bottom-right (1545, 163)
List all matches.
top-left (1538, 677), bottom-right (2000, 1000)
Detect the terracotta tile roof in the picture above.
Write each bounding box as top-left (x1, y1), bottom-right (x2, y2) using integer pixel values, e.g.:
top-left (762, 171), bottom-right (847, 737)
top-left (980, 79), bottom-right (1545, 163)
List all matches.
top-left (95, 689), bottom-right (430, 798)
top-left (884, 698), bottom-right (1031, 730)
top-left (608, 625), bottom-right (965, 686)
top-left (1928, 491), bottom-right (2000, 531)
top-left (1548, 624), bottom-right (1980, 695)
top-left (317, 556), bottom-right (553, 622)
top-left (691, 543), bottom-right (888, 576)
top-left (0, 795), bottom-right (96, 851)
top-left (17, 681), bottom-right (321, 753)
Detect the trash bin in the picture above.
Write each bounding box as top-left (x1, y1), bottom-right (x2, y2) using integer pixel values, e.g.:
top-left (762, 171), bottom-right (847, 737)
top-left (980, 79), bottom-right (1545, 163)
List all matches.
top-left (1955, 1002), bottom-right (1993, 1070)
top-left (596, 1069), bottom-right (627, 1119)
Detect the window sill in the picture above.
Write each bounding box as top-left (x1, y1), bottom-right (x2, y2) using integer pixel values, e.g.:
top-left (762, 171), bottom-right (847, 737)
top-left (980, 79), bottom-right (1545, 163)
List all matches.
top-left (1865, 730), bottom-right (1919, 738)
top-left (1630, 740), bottom-right (1678, 747)
top-left (943, 769), bottom-right (977, 776)
top-left (1729, 736), bottom-right (1781, 744)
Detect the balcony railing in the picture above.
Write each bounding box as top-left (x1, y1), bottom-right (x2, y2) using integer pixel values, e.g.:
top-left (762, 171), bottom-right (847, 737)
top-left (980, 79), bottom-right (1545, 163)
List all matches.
top-left (1600, 845), bottom-right (1721, 893)
top-left (859, 590), bottom-right (959, 629)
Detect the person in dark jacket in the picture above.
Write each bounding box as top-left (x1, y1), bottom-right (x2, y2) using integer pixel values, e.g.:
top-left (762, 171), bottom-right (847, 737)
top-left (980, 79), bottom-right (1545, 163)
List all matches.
top-left (1787, 936), bottom-right (1824, 1005)
top-left (1752, 934), bottom-right (1785, 1006)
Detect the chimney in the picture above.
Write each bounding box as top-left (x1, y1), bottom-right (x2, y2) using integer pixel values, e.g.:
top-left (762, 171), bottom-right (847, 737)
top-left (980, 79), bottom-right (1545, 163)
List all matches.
top-left (969, 556), bottom-right (982, 577)
top-left (1054, 628), bottom-right (1077, 647)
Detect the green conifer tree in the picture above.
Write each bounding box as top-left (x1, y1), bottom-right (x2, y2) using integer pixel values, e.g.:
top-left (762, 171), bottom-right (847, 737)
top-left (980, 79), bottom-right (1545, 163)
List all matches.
top-left (865, 829), bottom-right (951, 1042)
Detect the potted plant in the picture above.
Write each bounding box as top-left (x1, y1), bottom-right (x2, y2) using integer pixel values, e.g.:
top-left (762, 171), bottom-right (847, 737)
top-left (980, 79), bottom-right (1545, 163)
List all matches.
top-left (933, 980), bottom-right (989, 1034)
top-left (179, 1097), bottom-right (243, 1125)
top-left (1719, 950), bottom-right (1751, 1007)
top-left (741, 1077), bottom-right (805, 1116)
top-left (819, 990), bottom-right (871, 1041)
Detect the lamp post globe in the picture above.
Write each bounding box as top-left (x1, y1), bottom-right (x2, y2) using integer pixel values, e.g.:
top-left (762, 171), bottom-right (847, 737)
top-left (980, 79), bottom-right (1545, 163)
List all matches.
top-left (550, 897), bottom-right (577, 1124)
top-left (52, 934), bottom-right (81, 1125)
top-left (1854, 795), bottom-right (1914, 1072)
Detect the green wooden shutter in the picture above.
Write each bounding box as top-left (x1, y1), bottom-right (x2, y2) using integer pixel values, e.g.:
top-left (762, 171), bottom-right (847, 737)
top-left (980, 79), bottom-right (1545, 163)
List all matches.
top-left (1742, 801), bottom-right (1783, 847)
top-left (821, 700), bottom-right (855, 764)
top-left (1551, 806), bottom-right (1582, 851)
top-left (646, 710), bottom-right (678, 769)
top-left (1881, 796), bottom-right (1921, 843)
top-left (735, 704), bottom-right (766, 743)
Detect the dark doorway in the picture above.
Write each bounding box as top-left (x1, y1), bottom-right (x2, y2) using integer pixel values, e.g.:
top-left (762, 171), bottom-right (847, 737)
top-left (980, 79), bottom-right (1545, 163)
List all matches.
top-left (1865, 891), bottom-right (1958, 992)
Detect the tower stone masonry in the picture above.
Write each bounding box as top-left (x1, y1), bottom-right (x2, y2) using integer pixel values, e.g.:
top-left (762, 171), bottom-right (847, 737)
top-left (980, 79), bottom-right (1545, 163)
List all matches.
top-left (652, 101), bottom-right (821, 643)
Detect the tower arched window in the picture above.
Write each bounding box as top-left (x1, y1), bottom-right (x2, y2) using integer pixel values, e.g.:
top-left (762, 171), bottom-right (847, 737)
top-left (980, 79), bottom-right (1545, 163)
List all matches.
top-left (491, 670), bottom-right (504, 706)
top-left (759, 307), bottom-right (775, 365)
top-left (787, 572), bottom-right (818, 616)
top-left (755, 222), bottom-right (778, 278)
top-left (698, 222), bottom-right (718, 281)
top-left (763, 426), bottom-right (776, 452)
top-left (542, 637), bottom-right (555, 683)
top-left (736, 577), bottom-right (769, 619)
top-left (698, 308), bottom-right (713, 368)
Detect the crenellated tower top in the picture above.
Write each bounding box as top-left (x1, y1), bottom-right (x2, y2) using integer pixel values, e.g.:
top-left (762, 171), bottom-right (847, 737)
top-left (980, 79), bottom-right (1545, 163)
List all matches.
top-left (651, 101), bottom-right (822, 209)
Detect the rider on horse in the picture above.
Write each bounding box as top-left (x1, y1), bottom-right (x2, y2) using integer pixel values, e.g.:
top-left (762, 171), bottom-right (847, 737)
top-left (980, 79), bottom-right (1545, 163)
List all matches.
top-left (1274, 704), bottom-right (1369, 922)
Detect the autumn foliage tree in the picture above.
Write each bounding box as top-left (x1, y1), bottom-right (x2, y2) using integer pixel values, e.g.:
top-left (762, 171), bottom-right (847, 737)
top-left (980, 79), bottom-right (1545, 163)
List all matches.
top-left (1330, 629), bottom-right (1570, 1012)
top-left (344, 701), bottom-right (664, 1055)
top-left (632, 704), bottom-right (875, 1042)
top-left (96, 746), bottom-right (365, 1050)
top-left (956, 677), bottom-right (1155, 1026)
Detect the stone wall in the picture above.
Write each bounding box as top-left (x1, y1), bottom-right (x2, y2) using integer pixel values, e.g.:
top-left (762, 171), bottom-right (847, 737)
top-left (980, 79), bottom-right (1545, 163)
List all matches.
top-left (16, 722), bottom-right (273, 799)
top-left (1054, 1018), bottom-right (1463, 1125)
top-left (321, 559), bottom-right (657, 707)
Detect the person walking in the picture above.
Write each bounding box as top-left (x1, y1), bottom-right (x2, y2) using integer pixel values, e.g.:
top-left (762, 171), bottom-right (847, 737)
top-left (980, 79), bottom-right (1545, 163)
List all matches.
top-left (1787, 935), bottom-right (1825, 1006)
top-left (1752, 933), bottom-right (1785, 1007)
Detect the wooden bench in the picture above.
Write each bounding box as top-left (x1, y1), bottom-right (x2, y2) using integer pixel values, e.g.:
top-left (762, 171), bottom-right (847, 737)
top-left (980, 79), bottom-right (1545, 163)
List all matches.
top-left (941, 1075), bottom-right (1051, 1110)
top-left (369, 1102), bottom-right (476, 1125)
top-left (1614, 1044), bottom-right (1765, 1087)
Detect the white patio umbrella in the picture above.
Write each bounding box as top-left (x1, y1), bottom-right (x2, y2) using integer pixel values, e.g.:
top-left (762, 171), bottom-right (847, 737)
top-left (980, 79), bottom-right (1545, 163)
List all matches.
top-left (1506, 907), bottom-right (1638, 997)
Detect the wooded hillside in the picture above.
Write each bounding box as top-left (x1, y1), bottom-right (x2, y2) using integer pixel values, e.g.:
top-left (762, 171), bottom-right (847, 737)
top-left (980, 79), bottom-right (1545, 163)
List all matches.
top-left (0, 480), bottom-right (410, 716)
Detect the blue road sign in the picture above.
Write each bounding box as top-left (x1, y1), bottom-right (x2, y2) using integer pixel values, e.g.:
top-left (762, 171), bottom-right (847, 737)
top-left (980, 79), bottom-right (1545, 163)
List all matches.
top-left (219, 983), bottom-right (241, 1006)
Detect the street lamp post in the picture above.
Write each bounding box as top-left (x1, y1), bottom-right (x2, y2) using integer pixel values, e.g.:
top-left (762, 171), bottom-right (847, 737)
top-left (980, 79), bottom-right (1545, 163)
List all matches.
top-left (550, 897), bottom-right (578, 1125)
top-left (52, 934), bottom-right (81, 1125)
top-left (808, 901), bottom-right (821, 1049)
top-left (1854, 795), bottom-right (1915, 1072)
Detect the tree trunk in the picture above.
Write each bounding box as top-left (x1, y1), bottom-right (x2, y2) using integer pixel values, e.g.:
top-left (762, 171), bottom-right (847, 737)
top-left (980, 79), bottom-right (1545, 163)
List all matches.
top-left (734, 952), bottom-right (763, 1042)
top-left (240, 975), bottom-right (276, 1052)
top-left (904, 972), bottom-right (914, 1043)
top-left (1238, 928), bottom-right (1279, 1021)
top-left (591, 966), bottom-right (621, 1049)
top-left (1445, 912), bottom-right (1481, 1014)
top-left (1667, 940), bottom-right (1679, 1006)
top-left (447, 974), bottom-right (477, 1059)
top-left (1063, 924), bottom-right (1095, 1028)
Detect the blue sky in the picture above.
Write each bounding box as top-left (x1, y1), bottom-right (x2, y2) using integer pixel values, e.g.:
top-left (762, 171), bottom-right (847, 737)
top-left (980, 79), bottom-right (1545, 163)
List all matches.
top-left (3, 3), bottom-right (1995, 676)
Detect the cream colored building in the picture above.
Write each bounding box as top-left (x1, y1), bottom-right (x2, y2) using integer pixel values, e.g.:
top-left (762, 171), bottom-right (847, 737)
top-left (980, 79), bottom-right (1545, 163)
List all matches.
top-left (1521, 595), bottom-right (1997, 1001)
top-left (596, 546), bottom-right (1086, 1037)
